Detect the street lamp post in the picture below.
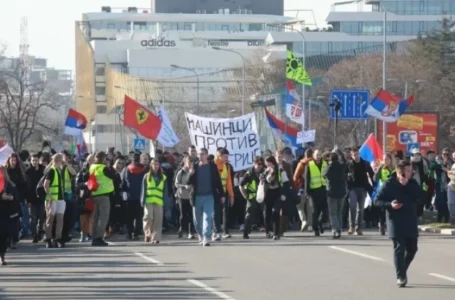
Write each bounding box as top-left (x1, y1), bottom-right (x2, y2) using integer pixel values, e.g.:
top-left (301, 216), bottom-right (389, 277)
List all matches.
top-left (170, 65), bottom-right (200, 114)
top-left (381, 0), bottom-right (388, 153)
top-left (212, 47), bottom-right (246, 115)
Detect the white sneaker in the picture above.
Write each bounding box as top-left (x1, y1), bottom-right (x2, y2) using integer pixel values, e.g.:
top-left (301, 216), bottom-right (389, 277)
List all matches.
top-left (222, 233), bottom-right (231, 239)
top-left (301, 221), bottom-right (308, 232)
top-left (202, 237), bottom-right (210, 247)
top-left (198, 235), bottom-right (203, 244)
top-left (239, 224), bottom-right (244, 232)
top-left (188, 233), bottom-right (194, 240)
top-left (212, 233), bottom-right (221, 242)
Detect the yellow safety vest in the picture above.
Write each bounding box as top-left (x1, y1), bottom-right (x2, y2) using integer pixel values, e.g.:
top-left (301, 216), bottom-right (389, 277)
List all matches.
top-left (246, 173), bottom-right (258, 201)
top-left (220, 164), bottom-right (228, 192)
top-left (380, 167), bottom-right (395, 183)
top-left (63, 166), bottom-right (72, 193)
top-left (308, 160), bottom-right (327, 189)
top-left (145, 173), bottom-right (167, 206)
top-left (89, 164), bottom-right (114, 196)
top-left (47, 167), bottom-right (61, 201)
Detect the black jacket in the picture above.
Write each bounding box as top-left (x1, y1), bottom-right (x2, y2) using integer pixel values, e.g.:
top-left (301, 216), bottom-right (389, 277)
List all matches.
top-left (323, 150), bottom-right (348, 199)
top-left (26, 165), bottom-right (45, 204)
top-left (188, 162), bottom-right (225, 205)
top-left (347, 158), bottom-right (374, 190)
top-left (374, 174), bottom-right (423, 239)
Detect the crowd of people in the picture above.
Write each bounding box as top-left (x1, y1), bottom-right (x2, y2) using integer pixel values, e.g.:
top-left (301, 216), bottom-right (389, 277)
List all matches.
top-left (0, 140), bottom-right (454, 276)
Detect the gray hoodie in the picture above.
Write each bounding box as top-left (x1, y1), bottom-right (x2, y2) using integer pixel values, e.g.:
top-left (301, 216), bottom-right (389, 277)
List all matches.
top-left (175, 167), bottom-right (192, 200)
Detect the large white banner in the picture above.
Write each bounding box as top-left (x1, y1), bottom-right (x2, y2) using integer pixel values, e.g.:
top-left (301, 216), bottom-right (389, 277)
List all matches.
top-left (185, 113), bottom-right (260, 171)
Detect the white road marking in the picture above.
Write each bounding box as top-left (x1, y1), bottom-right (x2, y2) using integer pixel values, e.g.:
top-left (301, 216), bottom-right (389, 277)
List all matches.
top-left (429, 273), bottom-right (455, 283)
top-left (187, 279), bottom-right (236, 300)
top-left (329, 246), bottom-right (386, 262)
top-left (134, 252), bottom-right (164, 265)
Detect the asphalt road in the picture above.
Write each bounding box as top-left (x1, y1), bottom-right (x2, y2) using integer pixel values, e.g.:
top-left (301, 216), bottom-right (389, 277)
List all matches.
top-left (0, 230), bottom-right (454, 300)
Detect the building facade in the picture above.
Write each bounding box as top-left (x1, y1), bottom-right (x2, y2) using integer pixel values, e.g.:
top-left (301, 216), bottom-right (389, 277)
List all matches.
top-left (150, 0), bottom-right (284, 16)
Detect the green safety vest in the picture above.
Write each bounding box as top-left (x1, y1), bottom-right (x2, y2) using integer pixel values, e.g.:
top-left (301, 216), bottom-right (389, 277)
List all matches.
top-left (89, 164), bottom-right (114, 196)
top-left (246, 173), bottom-right (258, 201)
top-left (308, 160), bottom-right (327, 189)
top-left (47, 167), bottom-right (61, 201)
top-left (220, 164), bottom-right (228, 192)
top-left (145, 173), bottom-right (167, 206)
top-left (63, 166), bottom-right (72, 193)
top-left (380, 167), bottom-right (395, 183)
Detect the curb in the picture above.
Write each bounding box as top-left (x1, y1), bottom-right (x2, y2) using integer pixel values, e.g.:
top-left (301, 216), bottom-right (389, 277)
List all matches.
top-left (418, 226), bottom-right (455, 236)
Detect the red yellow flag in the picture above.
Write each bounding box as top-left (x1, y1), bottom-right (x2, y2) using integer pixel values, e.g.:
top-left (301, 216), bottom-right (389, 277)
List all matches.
top-left (123, 95), bottom-right (162, 140)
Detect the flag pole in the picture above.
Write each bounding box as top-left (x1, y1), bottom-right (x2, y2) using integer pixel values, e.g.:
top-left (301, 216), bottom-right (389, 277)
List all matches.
top-left (382, 0), bottom-right (388, 154)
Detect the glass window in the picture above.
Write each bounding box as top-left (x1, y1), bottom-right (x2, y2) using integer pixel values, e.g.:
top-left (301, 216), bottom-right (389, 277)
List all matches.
top-left (95, 87), bottom-right (105, 95)
top-left (222, 25), bottom-right (229, 31)
top-left (96, 105), bottom-right (107, 114)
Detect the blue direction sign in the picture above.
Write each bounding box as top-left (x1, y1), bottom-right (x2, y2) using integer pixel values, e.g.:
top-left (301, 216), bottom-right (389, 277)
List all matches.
top-left (133, 138), bottom-right (146, 151)
top-left (329, 90), bottom-right (370, 120)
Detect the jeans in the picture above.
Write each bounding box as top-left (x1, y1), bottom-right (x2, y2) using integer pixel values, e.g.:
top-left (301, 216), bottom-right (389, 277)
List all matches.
top-left (308, 187), bottom-right (328, 233)
top-left (30, 203), bottom-right (45, 236)
top-left (328, 197), bottom-right (343, 232)
top-left (62, 196), bottom-right (76, 239)
top-left (20, 202), bottom-right (30, 235)
top-left (348, 187), bottom-right (367, 228)
top-left (127, 200), bottom-right (143, 236)
top-left (392, 238), bottom-right (418, 280)
top-left (193, 195), bottom-right (214, 239)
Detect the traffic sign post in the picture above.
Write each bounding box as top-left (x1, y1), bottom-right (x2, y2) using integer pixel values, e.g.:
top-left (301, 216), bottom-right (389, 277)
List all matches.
top-left (406, 143), bottom-right (419, 153)
top-left (329, 90), bottom-right (370, 120)
top-left (133, 138), bottom-right (146, 151)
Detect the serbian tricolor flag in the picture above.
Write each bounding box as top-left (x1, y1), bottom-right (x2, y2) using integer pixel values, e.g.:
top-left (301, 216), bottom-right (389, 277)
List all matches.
top-left (365, 89), bottom-right (414, 123)
top-left (64, 109), bottom-right (88, 136)
top-left (265, 108), bottom-right (299, 147)
top-left (285, 80), bottom-right (305, 125)
top-left (359, 134), bottom-right (384, 164)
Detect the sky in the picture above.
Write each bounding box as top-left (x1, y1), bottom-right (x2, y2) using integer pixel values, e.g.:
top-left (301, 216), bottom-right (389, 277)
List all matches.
top-left (0, 0), bottom-right (358, 70)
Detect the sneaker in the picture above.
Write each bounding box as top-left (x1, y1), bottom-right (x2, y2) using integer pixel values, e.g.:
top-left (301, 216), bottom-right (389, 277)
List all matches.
top-left (32, 235), bottom-right (39, 243)
top-left (239, 224), bottom-right (244, 232)
top-left (335, 231), bottom-right (341, 239)
top-left (243, 234), bottom-right (249, 239)
top-left (301, 221), bottom-right (308, 232)
top-left (177, 230), bottom-right (183, 238)
top-left (272, 235), bottom-right (280, 240)
top-left (145, 236), bottom-right (151, 243)
top-left (348, 227), bottom-right (355, 235)
top-left (79, 235), bottom-right (87, 243)
top-left (52, 239), bottom-right (59, 248)
top-left (314, 231), bottom-right (320, 237)
top-left (45, 239), bottom-right (53, 248)
top-left (397, 278), bottom-right (407, 288)
top-left (202, 238), bottom-right (210, 247)
top-left (212, 234), bottom-right (221, 242)
top-left (1, 260), bottom-right (6, 266)
top-left (57, 240), bottom-right (65, 248)
top-left (355, 228), bottom-right (363, 236)
top-left (320, 225), bottom-right (325, 234)
top-left (222, 233), bottom-right (231, 239)
top-left (379, 227), bottom-right (386, 236)
top-left (188, 234), bottom-right (195, 240)
top-left (91, 238), bottom-right (108, 247)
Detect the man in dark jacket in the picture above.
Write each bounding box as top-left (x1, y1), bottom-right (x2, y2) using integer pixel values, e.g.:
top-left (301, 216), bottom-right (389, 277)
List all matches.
top-left (122, 153), bottom-right (146, 240)
top-left (346, 147), bottom-right (374, 235)
top-left (322, 148), bottom-right (347, 238)
top-left (188, 148), bottom-right (225, 247)
top-left (26, 154), bottom-right (46, 243)
top-left (374, 160), bottom-right (423, 288)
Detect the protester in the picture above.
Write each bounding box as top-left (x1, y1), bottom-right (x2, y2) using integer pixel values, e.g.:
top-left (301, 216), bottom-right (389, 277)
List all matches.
top-left (26, 154), bottom-right (46, 243)
top-left (446, 151), bottom-right (455, 226)
top-left (61, 151), bottom-right (77, 243)
top-left (76, 154), bottom-right (94, 242)
top-left (189, 148), bottom-right (225, 247)
top-left (0, 166), bottom-right (17, 266)
top-left (374, 160), bottom-right (422, 288)
top-left (293, 148), bottom-right (314, 232)
top-left (322, 147), bottom-right (347, 238)
top-left (141, 158), bottom-right (169, 244)
top-left (89, 151), bottom-right (116, 247)
top-left (122, 152), bottom-right (147, 240)
top-left (346, 147), bottom-right (374, 235)
top-left (373, 153), bottom-right (396, 235)
top-left (175, 156), bottom-right (195, 239)
top-left (43, 153), bottom-right (67, 248)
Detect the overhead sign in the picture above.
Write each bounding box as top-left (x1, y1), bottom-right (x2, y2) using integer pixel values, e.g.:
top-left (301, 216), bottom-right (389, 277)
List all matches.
top-left (141, 39), bottom-right (176, 47)
top-left (329, 90), bottom-right (370, 120)
top-left (296, 130), bottom-right (316, 144)
top-left (185, 113), bottom-right (260, 171)
top-left (133, 138), bottom-right (146, 151)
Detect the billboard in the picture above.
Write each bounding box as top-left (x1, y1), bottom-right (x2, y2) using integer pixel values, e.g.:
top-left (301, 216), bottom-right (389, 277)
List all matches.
top-left (378, 112), bottom-right (439, 154)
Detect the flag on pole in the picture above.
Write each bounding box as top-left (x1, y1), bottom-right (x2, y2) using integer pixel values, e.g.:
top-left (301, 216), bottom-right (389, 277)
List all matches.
top-left (359, 134), bottom-right (384, 164)
top-left (285, 80), bottom-right (305, 125)
top-left (76, 131), bottom-right (88, 160)
top-left (123, 95), bottom-right (162, 140)
top-left (64, 108), bottom-right (87, 136)
top-left (265, 108), bottom-right (299, 147)
top-left (286, 50), bottom-right (312, 86)
top-left (365, 89), bottom-right (414, 123)
top-left (157, 105), bottom-right (180, 147)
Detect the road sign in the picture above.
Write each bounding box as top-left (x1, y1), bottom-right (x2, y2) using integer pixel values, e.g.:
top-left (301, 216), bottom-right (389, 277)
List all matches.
top-left (133, 138), bottom-right (146, 151)
top-left (329, 90), bottom-right (370, 120)
top-left (407, 143), bottom-right (419, 153)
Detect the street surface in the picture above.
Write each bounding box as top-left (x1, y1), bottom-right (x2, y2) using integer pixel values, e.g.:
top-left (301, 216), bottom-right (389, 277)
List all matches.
top-left (0, 231), bottom-right (454, 300)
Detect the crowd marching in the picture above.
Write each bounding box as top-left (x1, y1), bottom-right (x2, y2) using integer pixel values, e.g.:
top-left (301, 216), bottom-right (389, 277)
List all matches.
top-left (1, 140), bottom-right (455, 285)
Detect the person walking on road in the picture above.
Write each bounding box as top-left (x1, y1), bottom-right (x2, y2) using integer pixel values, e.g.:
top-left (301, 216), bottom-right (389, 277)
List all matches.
top-left (293, 149), bottom-right (314, 232)
top-left (374, 160), bottom-right (423, 288)
top-left (304, 150), bottom-right (328, 236)
top-left (346, 147), bottom-right (374, 235)
top-left (240, 156), bottom-right (264, 239)
top-left (43, 154), bottom-right (66, 248)
top-left (189, 148), bottom-right (225, 247)
top-left (373, 153), bottom-right (396, 235)
top-left (175, 157), bottom-right (196, 239)
top-left (26, 154), bottom-right (46, 243)
top-left (141, 159), bottom-right (169, 244)
top-left (89, 152), bottom-right (116, 247)
top-left (0, 166), bottom-right (16, 266)
top-left (323, 147), bottom-right (347, 239)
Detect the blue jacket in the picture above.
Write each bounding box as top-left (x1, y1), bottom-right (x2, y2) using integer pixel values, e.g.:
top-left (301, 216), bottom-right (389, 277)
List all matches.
top-left (122, 163), bottom-right (146, 201)
top-left (374, 174), bottom-right (423, 239)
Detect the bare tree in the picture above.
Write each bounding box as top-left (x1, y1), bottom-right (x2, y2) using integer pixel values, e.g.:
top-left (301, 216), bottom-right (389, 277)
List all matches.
top-left (0, 63), bottom-right (61, 150)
